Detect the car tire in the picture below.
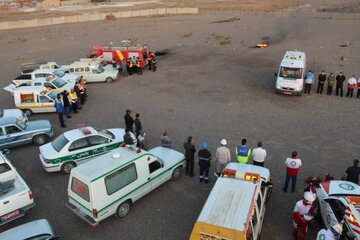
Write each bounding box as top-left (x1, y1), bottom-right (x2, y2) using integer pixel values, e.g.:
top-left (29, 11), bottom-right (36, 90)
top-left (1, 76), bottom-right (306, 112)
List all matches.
top-left (171, 166), bottom-right (183, 180)
top-left (33, 134), bottom-right (48, 146)
top-left (23, 109), bottom-right (32, 116)
top-left (61, 161), bottom-right (76, 174)
top-left (105, 77), bottom-right (113, 83)
top-left (115, 200), bottom-right (131, 218)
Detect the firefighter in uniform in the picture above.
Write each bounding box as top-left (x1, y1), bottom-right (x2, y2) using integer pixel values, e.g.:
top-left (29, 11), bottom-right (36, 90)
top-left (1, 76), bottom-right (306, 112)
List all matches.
top-left (293, 192), bottom-right (315, 240)
top-left (198, 142), bottom-right (212, 184)
top-left (136, 58), bottom-right (142, 75)
top-left (147, 53), bottom-right (152, 70)
top-left (316, 223), bottom-right (343, 240)
top-left (236, 138), bottom-right (251, 164)
top-left (127, 58), bottom-right (133, 75)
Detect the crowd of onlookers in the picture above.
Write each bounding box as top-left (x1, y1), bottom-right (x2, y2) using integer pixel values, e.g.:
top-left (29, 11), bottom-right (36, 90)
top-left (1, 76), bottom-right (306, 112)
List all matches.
top-left (304, 70), bottom-right (360, 97)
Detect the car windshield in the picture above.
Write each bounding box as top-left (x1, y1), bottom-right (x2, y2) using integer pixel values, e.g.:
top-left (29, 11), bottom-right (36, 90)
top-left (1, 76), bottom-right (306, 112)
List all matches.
top-left (25, 233), bottom-right (52, 240)
top-left (52, 134), bottom-right (69, 152)
top-left (96, 128), bottom-right (115, 139)
top-left (16, 118), bottom-right (26, 130)
top-left (53, 70), bottom-right (65, 78)
top-left (47, 91), bottom-right (57, 101)
top-left (100, 61), bottom-right (107, 67)
top-left (279, 67), bottom-right (303, 79)
top-left (52, 78), bottom-right (67, 88)
top-left (98, 65), bottom-right (105, 73)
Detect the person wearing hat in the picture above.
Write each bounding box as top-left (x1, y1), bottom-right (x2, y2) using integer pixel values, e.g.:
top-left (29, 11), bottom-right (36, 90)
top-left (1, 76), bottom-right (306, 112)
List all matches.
top-left (316, 223), bottom-right (343, 240)
top-left (215, 139), bottom-right (231, 177)
top-left (124, 109), bottom-right (134, 132)
top-left (293, 192), bottom-right (316, 240)
top-left (198, 142), bottom-right (212, 183)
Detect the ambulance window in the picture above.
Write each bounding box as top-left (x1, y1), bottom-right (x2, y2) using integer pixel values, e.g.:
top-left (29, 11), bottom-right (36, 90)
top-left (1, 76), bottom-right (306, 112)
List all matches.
top-left (35, 73), bottom-right (47, 78)
top-left (39, 95), bottom-right (52, 103)
top-left (0, 163), bottom-right (11, 174)
top-left (44, 82), bottom-right (56, 89)
top-left (92, 69), bottom-right (100, 74)
top-left (20, 94), bottom-right (35, 103)
top-left (71, 177), bottom-right (89, 202)
top-left (149, 160), bottom-right (162, 174)
top-left (85, 67), bottom-right (90, 72)
top-left (75, 68), bottom-right (84, 72)
top-left (0, 128), bottom-right (4, 136)
top-left (328, 199), bottom-right (346, 222)
top-left (69, 138), bottom-right (90, 151)
top-left (5, 125), bottom-right (22, 134)
top-left (257, 195), bottom-right (262, 211)
top-left (105, 163), bottom-right (137, 195)
top-left (34, 82), bottom-right (42, 86)
top-left (251, 206), bottom-right (258, 233)
top-left (70, 68), bottom-right (74, 73)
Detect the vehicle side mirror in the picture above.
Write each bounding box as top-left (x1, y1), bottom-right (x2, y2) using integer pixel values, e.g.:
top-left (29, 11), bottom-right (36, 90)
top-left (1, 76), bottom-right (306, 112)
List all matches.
top-left (161, 163), bottom-right (164, 168)
top-left (274, 72), bottom-right (277, 77)
top-left (1, 149), bottom-right (10, 155)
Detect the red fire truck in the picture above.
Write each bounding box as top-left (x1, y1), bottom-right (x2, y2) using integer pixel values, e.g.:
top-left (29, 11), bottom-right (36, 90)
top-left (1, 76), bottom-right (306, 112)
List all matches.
top-left (88, 41), bottom-right (151, 68)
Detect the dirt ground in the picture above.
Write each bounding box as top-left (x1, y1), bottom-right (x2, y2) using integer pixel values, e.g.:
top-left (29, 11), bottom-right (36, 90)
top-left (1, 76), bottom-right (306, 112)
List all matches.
top-left (0, 8), bottom-right (359, 240)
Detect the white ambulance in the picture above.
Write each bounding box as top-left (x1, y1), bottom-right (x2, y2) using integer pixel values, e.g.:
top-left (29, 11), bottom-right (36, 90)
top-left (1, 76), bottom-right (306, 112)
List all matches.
top-left (66, 146), bottom-right (185, 226)
top-left (13, 87), bottom-right (57, 116)
top-left (190, 163), bottom-right (272, 240)
top-left (275, 50), bottom-right (306, 95)
top-left (68, 61), bottom-right (118, 83)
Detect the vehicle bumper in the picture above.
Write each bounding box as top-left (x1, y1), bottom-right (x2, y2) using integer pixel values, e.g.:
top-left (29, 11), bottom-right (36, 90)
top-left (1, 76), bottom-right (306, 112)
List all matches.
top-left (275, 88), bottom-right (302, 96)
top-left (0, 202), bottom-right (35, 225)
top-left (39, 154), bottom-right (61, 172)
top-left (66, 202), bottom-right (99, 227)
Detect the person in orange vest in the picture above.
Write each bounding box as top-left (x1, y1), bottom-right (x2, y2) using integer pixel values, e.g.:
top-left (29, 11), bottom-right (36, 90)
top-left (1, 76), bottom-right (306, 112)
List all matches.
top-left (69, 89), bottom-right (78, 113)
top-left (136, 58), bottom-right (142, 75)
top-left (346, 75), bottom-right (357, 98)
top-left (80, 76), bottom-right (88, 100)
top-left (76, 80), bottom-right (85, 105)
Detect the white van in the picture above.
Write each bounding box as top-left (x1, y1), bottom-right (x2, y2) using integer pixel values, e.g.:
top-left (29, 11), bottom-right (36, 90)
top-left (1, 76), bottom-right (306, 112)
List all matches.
top-left (69, 61), bottom-right (118, 83)
top-left (275, 50), bottom-right (306, 95)
top-left (67, 146), bottom-right (185, 226)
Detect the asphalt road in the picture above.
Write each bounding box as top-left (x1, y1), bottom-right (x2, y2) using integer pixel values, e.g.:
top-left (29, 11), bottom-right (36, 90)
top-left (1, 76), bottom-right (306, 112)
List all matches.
top-left (0, 12), bottom-right (359, 240)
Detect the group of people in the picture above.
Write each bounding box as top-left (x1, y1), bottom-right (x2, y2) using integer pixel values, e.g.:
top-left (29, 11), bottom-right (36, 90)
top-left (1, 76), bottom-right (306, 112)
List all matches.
top-left (123, 109), bottom-right (146, 149)
top-left (114, 52), bottom-right (157, 77)
top-left (54, 76), bottom-right (87, 128)
top-left (304, 70), bottom-right (360, 97)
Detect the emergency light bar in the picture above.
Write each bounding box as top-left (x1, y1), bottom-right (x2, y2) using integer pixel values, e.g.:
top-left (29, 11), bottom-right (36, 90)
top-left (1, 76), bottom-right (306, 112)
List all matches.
top-left (347, 196), bottom-right (360, 205)
top-left (222, 169), bottom-right (261, 182)
top-left (77, 124), bottom-right (91, 135)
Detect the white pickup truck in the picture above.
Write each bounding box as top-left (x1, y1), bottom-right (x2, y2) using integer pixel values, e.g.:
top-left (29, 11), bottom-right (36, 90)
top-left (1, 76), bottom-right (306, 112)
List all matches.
top-left (12, 69), bottom-right (78, 87)
top-left (0, 150), bottom-right (35, 225)
top-left (21, 61), bottom-right (70, 73)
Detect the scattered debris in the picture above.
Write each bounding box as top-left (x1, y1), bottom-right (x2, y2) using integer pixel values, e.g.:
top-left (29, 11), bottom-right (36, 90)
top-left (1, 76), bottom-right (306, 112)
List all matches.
top-left (208, 33), bottom-right (232, 45)
top-left (341, 56), bottom-right (347, 61)
top-left (183, 32), bottom-right (193, 38)
top-left (339, 41), bottom-right (351, 47)
top-left (211, 18), bottom-right (240, 24)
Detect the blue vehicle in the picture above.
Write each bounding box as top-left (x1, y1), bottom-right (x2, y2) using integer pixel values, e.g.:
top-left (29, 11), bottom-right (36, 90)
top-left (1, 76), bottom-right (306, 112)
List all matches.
top-left (0, 116), bottom-right (53, 149)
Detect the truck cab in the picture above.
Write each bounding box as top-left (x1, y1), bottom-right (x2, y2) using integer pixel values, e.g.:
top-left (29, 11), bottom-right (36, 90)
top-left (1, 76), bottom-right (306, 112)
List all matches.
top-left (275, 50), bottom-right (306, 96)
top-left (69, 61), bottom-right (118, 83)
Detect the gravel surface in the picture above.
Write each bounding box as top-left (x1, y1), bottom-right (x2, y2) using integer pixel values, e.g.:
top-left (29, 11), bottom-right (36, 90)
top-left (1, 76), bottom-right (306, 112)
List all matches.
top-left (0, 12), bottom-right (359, 240)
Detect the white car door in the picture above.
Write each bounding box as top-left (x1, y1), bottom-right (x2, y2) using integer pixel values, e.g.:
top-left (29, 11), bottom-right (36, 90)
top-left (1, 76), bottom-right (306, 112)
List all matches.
top-left (148, 159), bottom-right (168, 190)
top-left (321, 198), bottom-right (345, 228)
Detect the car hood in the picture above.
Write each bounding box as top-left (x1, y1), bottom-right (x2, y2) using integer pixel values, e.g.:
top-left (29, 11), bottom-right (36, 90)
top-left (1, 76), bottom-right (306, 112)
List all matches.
top-left (0, 219), bottom-right (54, 240)
top-left (107, 128), bottom-right (137, 144)
top-left (104, 69), bottom-right (118, 76)
top-left (63, 73), bottom-right (79, 82)
top-left (26, 120), bottom-right (52, 131)
top-left (39, 141), bottom-right (58, 159)
top-left (148, 146), bottom-right (185, 166)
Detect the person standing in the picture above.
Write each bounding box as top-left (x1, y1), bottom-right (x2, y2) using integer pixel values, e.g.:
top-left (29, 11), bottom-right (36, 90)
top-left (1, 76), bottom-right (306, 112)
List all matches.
top-left (184, 136), bottom-right (196, 177)
top-left (147, 53), bottom-right (152, 70)
top-left (346, 75), bottom-right (357, 98)
top-left (215, 139), bottom-right (231, 176)
top-left (251, 141), bottom-right (267, 167)
top-left (357, 77), bottom-right (360, 98)
top-left (326, 72), bottom-right (335, 95)
top-left (336, 72), bottom-right (346, 97)
top-left (283, 151), bottom-right (302, 192)
top-left (343, 159), bottom-right (360, 184)
top-left (54, 94), bottom-right (66, 128)
top-left (198, 142), bottom-right (212, 183)
top-left (61, 90), bottom-right (71, 119)
top-left (136, 58), bottom-right (142, 75)
top-left (69, 89), bottom-right (78, 113)
top-left (134, 113), bottom-right (142, 137)
top-left (236, 138), bottom-right (251, 164)
top-left (127, 58), bottom-right (133, 75)
top-left (123, 129), bottom-right (134, 145)
top-left (112, 58), bottom-right (117, 69)
top-left (317, 70), bottom-right (326, 94)
top-left (73, 82), bottom-right (82, 109)
top-left (304, 70), bottom-right (314, 94)
top-left (316, 224), bottom-right (343, 240)
top-left (76, 80), bottom-right (85, 105)
top-left (121, 59), bottom-right (128, 77)
top-left (293, 192), bottom-right (316, 240)
top-left (124, 109), bottom-right (134, 132)
top-left (160, 131), bottom-right (172, 148)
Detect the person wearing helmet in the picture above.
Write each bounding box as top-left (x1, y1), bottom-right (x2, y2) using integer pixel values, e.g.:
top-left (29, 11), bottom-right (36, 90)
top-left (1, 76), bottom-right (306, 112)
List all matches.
top-left (316, 223), bottom-right (343, 240)
top-left (292, 192), bottom-right (316, 240)
top-left (215, 139), bottom-right (231, 177)
top-left (198, 142), bottom-right (212, 183)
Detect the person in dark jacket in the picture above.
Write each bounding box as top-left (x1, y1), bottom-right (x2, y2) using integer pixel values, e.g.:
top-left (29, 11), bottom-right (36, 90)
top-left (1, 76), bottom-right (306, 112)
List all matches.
top-left (54, 94), bottom-right (66, 128)
top-left (198, 142), bottom-right (212, 184)
top-left (184, 136), bottom-right (196, 177)
top-left (123, 129), bottom-right (134, 145)
top-left (134, 113), bottom-right (142, 137)
top-left (344, 159), bottom-right (360, 184)
top-left (317, 70), bottom-right (326, 94)
top-left (73, 82), bottom-right (82, 109)
top-left (124, 109), bottom-right (134, 132)
top-left (336, 72), bottom-right (346, 97)
top-left (61, 90), bottom-right (71, 118)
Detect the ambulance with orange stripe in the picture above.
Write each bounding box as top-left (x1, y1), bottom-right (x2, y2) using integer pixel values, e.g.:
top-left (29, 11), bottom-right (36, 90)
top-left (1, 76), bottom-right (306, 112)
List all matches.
top-left (88, 41), bottom-right (150, 68)
top-left (190, 163), bottom-right (272, 240)
top-left (315, 180), bottom-right (360, 240)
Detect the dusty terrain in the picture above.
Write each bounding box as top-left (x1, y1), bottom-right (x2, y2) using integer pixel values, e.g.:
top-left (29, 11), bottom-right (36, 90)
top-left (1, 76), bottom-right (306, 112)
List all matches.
top-left (0, 7), bottom-right (359, 240)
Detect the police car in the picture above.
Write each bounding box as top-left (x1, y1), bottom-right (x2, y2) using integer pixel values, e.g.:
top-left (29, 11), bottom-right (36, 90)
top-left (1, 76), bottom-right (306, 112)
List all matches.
top-left (315, 180), bottom-right (360, 240)
top-left (39, 126), bottom-right (136, 174)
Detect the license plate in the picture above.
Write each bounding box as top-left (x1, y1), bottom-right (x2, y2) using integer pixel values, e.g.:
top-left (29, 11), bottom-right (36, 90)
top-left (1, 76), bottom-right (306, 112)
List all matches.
top-left (1, 210), bottom-right (19, 222)
top-left (284, 92), bottom-right (292, 95)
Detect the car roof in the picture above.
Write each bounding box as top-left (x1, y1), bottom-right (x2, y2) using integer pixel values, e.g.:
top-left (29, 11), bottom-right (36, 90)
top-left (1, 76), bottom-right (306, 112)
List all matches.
top-left (32, 69), bottom-right (59, 74)
top-left (63, 126), bottom-right (98, 140)
top-left (0, 219), bottom-right (53, 239)
top-left (320, 180), bottom-right (360, 197)
top-left (0, 117), bottom-right (17, 126)
top-left (281, 51), bottom-right (306, 68)
top-left (72, 147), bottom-right (150, 182)
top-left (13, 86), bottom-right (46, 92)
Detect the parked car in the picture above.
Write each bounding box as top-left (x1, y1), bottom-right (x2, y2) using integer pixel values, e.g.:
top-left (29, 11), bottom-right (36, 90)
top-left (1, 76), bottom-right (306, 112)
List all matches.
top-left (0, 219), bottom-right (61, 240)
top-left (39, 126), bottom-right (136, 174)
top-left (0, 150), bottom-right (35, 225)
top-left (12, 69), bottom-right (78, 86)
top-left (68, 61), bottom-right (118, 83)
top-left (0, 116), bottom-right (53, 149)
top-left (0, 109), bottom-right (27, 124)
top-left (20, 61), bottom-right (69, 73)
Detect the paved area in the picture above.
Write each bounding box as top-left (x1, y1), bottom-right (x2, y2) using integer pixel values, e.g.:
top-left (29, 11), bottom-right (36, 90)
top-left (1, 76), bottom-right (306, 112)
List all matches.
top-left (0, 11), bottom-right (359, 239)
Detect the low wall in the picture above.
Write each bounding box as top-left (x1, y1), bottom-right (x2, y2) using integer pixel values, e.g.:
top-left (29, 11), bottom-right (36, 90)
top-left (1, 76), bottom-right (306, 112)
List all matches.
top-left (0, 7), bottom-right (199, 31)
